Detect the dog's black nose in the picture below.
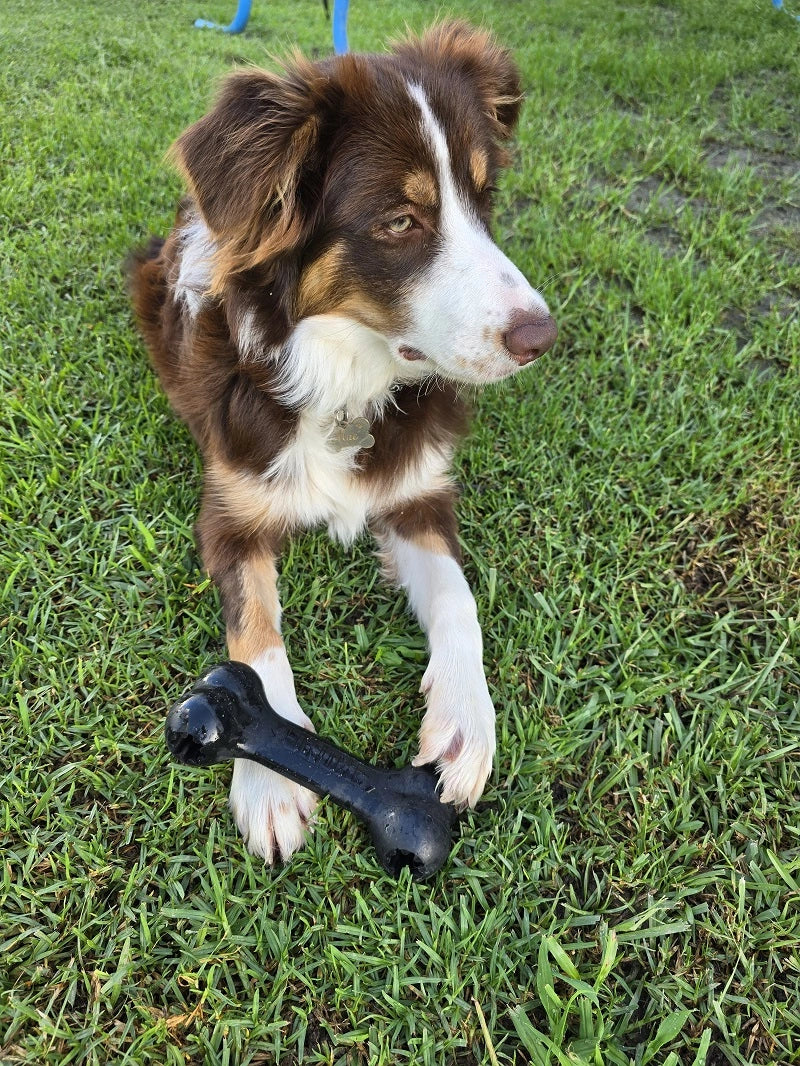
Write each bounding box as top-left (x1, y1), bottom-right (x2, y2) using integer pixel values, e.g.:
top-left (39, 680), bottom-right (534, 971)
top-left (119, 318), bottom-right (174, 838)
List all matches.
top-left (504, 312), bottom-right (558, 365)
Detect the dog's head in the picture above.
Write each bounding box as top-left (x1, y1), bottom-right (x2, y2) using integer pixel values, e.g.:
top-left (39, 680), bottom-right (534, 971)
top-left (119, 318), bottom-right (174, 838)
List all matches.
top-left (172, 21), bottom-right (556, 386)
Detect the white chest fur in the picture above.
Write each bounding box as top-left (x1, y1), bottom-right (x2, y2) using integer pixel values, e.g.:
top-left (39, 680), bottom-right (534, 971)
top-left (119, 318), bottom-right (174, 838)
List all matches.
top-left (265, 411), bottom-right (374, 542)
top-left (268, 413), bottom-right (455, 542)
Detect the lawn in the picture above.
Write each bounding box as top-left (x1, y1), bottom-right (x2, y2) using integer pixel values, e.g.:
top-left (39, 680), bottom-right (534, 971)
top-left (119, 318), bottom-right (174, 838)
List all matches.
top-left (1, 0), bottom-right (799, 1063)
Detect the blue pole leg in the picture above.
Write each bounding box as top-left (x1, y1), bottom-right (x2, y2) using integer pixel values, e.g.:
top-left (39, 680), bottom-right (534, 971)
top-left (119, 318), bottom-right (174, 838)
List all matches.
top-left (772, 0), bottom-right (800, 18)
top-left (332, 0), bottom-right (349, 54)
top-left (195, 0), bottom-right (252, 33)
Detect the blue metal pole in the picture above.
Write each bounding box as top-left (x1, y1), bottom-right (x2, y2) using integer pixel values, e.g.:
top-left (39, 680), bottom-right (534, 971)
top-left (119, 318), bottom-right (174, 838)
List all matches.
top-left (771, 1), bottom-right (800, 18)
top-left (332, 0), bottom-right (349, 54)
top-left (195, 0), bottom-right (252, 33)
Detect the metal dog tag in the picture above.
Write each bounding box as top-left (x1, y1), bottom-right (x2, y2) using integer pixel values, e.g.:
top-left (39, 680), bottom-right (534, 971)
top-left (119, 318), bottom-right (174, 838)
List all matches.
top-left (330, 410), bottom-right (375, 452)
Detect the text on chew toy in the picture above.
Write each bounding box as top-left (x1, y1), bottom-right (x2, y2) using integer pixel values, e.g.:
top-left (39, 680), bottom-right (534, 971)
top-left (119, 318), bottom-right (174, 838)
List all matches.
top-left (297, 736), bottom-right (371, 790)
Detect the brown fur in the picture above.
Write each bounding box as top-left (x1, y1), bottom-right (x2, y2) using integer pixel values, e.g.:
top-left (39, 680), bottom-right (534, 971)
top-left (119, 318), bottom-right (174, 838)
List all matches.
top-left (373, 490), bottom-right (462, 563)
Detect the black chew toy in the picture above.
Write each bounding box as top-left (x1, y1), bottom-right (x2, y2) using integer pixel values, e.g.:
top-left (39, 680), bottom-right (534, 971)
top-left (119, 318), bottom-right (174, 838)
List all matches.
top-left (165, 662), bottom-right (458, 881)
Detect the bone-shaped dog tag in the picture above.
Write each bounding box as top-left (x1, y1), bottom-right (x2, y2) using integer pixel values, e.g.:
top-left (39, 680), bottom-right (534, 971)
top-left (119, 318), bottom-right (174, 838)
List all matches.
top-left (330, 412), bottom-right (375, 452)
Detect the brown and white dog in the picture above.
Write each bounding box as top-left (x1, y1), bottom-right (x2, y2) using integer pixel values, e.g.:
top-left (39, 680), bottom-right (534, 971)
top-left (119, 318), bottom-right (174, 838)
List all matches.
top-left (129, 22), bottom-right (557, 864)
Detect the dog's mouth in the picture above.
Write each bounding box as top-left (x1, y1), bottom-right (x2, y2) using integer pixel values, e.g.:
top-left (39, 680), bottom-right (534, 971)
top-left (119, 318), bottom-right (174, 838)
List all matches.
top-left (398, 344), bottom-right (427, 362)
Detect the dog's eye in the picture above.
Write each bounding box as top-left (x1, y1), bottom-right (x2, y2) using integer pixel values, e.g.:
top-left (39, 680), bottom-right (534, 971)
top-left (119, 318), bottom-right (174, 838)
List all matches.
top-left (386, 214), bottom-right (414, 235)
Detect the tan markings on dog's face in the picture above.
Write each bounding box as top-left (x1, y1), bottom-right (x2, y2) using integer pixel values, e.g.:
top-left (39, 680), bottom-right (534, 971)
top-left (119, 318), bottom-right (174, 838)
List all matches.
top-left (331, 292), bottom-right (410, 336)
top-left (296, 242), bottom-right (346, 318)
top-left (403, 168), bottom-right (439, 208)
top-left (297, 240), bottom-right (412, 334)
top-left (469, 149), bottom-right (489, 191)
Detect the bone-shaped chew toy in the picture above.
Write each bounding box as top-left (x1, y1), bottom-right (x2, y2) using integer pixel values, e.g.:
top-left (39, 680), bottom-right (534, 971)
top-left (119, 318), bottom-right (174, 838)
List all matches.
top-left (165, 661), bottom-right (459, 880)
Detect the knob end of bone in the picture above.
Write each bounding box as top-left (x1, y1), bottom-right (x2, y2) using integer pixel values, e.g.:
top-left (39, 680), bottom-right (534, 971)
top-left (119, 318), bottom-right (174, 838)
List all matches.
top-left (165, 661), bottom-right (262, 765)
top-left (371, 764), bottom-right (458, 881)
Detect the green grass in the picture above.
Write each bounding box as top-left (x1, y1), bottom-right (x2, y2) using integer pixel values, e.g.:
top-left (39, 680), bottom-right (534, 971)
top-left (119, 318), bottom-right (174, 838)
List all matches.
top-left (2, 0), bottom-right (799, 1062)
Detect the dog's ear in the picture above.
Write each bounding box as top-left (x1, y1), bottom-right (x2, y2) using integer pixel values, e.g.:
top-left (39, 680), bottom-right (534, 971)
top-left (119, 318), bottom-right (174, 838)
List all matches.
top-left (399, 21), bottom-right (522, 139)
top-left (171, 60), bottom-right (327, 287)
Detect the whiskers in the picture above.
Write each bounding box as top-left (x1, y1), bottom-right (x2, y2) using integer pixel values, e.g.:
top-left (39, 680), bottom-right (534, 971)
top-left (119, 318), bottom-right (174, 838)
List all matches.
top-left (453, 380), bottom-right (481, 405)
top-left (536, 270), bottom-right (567, 296)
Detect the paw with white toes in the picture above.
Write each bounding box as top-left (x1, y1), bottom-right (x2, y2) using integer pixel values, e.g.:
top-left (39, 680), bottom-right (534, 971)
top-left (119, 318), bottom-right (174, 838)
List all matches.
top-left (229, 648), bottom-right (318, 863)
top-left (229, 757), bottom-right (318, 864)
top-left (413, 662), bottom-right (496, 809)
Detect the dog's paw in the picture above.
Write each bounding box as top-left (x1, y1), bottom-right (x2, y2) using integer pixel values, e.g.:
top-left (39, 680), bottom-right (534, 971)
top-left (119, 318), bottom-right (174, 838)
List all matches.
top-left (229, 758), bottom-right (318, 864)
top-left (412, 662), bottom-right (496, 809)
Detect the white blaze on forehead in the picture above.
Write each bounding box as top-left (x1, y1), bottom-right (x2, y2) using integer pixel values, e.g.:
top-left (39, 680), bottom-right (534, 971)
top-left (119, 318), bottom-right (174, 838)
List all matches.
top-left (406, 83), bottom-right (478, 237)
top-left (401, 83), bottom-right (549, 383)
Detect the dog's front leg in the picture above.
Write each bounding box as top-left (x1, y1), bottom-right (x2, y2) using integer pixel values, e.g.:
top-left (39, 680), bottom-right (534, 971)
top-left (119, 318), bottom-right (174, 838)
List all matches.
top-left (374, 495), bottom-right (495, 809)
top-left (197, 505), bottom-right (316, 863)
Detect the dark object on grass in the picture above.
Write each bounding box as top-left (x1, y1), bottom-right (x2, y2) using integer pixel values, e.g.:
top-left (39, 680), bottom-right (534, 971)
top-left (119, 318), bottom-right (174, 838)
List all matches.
top-left (165, 661), bottom-right (458, 880)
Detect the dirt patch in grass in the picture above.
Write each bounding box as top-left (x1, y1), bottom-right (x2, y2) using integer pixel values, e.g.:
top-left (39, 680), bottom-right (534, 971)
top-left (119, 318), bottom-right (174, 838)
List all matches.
top-left (449, 1052), bottom-right (481, 1066)
top-left (644, 223), bottom-right (685, 257)
top-left (625, 176), bottom-right (695, 217)
top-left (719, 289), bottom-right (798, 353)
top-left (620, 176), bottom-right (704, 260)
top-left (708, 72), bottom-right (799, 142)
top-left (703, 144), bottom-right (799, 183)
top-left (671, 491), bottom-right (800, 611)
top-left (750, 202), bottom-right (800, 235)
top-left (751, 201), bottom-right (800, 264)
